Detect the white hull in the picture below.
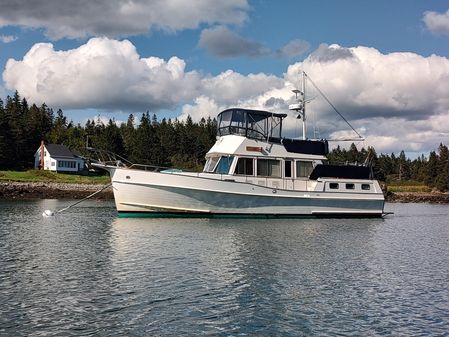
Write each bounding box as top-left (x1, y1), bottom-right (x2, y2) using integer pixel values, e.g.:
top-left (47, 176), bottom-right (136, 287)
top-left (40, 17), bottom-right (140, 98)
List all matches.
top-left (105, 166), bottom-right (385, 217)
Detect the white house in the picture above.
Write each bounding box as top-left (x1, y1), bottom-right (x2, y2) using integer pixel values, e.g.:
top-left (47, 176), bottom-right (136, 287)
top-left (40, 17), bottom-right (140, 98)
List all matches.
top-left (34, 142), bottom-right (86, 173)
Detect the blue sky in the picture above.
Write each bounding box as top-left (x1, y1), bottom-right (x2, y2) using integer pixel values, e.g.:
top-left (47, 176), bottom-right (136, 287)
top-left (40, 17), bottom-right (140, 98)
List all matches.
top-left (1, 0), bottom-right (449, 154)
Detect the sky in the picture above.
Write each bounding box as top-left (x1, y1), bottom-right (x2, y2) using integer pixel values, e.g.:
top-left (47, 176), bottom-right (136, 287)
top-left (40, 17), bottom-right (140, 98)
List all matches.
top-left (1, 0), bottom-right (449, 155)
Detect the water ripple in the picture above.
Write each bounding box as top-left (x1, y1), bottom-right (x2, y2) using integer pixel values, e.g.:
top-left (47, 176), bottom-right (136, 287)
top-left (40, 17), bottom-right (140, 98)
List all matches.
top-left (0, 201), bottom-right (448, 336)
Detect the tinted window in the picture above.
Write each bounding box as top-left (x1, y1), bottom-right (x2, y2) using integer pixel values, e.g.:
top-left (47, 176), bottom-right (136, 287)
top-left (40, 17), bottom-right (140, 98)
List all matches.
top-left (296, 161), bottom-right (313, 177)
top-left (284, 160), bottom-right (292, 178)
top-left (329, 183), bottom-right (339, 189)
top-left (235, 158), bottom-right (254, 175)
top-left (257, 159), bottom-right (281, 177)
top-left (361, 184), bottom-right (371, 190)
top-left (346, 183), bottom-right (355, 190)
top-left (215, 156), bottom-right (234, 174)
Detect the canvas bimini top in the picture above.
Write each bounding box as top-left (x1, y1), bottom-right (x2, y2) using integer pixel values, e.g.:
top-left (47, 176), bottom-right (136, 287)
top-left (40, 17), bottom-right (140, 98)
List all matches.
top-left (217, 108), bottom-right (287, 141)
top-left (217, 108), bottom-right (328, 156)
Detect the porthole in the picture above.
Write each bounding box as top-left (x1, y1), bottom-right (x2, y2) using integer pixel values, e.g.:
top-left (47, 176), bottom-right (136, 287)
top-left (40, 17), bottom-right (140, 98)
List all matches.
top-left (329, 183), bottom-right (339, 189)
top-left (346, 183), bottom-right (355, 190)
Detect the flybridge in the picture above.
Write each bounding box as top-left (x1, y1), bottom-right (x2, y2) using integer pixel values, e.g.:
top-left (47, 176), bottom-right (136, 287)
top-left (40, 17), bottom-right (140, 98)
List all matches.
top-left (217, 108), bottom-right (286, 141)
top-left (217, 108), bottom-right (328, 156)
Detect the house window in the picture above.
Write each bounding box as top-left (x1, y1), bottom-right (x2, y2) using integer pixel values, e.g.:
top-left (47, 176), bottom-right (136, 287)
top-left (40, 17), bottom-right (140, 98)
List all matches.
top-left (329, 183), bottom-right (339, 189)
top-left (235, 158), bottom-right (254, 175)
top-left (257, 159), bottom-right (281, 177)
top-left (58, 160), bottom-right (76, 168)
top-left (346, 183), bottom-right (355, 190)
top-left (361, 184), bottom-right (371, 190)
top-left (296, 161), bottom-right (313, 177)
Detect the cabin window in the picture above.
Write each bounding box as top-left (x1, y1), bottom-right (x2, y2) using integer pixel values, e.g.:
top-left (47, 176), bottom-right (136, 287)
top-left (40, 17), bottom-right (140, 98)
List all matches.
top-left (235, 158), bottom-right (254, 175)
top-left (204, 157), bottom-right (220, 172)
top-left (257, 159), bottom-right (281, 177)
top-left (296, 161), bottom-right (313, 177)
top-left (215, 156), bottom-right (234, 174)
top-left (346, 183), bottom-right (355, 190)
top-left (329, 183), bottom-right (339, 189)
top-left (284, 160), bottom-right (292, 178)
top-left (361, 184), bottom-right (371, 190)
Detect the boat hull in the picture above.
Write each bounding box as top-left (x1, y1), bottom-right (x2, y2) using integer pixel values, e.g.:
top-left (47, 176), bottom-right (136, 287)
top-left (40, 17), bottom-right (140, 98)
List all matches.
top-left (107, 167), bottom-right (385, 218)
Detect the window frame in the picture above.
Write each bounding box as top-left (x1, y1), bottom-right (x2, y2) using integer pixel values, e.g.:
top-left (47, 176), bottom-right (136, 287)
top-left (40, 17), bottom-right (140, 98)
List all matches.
top-left (234, 157), bottom-right (254, 176)
top-left (256, 158), bottom-right (281, 177)
top-left (295, 160), bottom-right (314, 178)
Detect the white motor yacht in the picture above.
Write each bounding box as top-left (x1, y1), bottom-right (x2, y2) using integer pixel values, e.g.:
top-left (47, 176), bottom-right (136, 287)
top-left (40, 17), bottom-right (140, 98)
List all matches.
top-left (93, 73), bottom-right (385, 217)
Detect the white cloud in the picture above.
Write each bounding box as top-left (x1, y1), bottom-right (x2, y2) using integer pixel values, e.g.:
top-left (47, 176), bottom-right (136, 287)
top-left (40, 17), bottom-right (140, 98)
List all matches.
top-left (3, 40), bottom-right (449, 153)
top-left (0, 34), bottom-right (17, 43)
top-left (286, 44), bottom-right (449, 121)
top-left (201, 70), bottom-right (284, 104)
top-left (0, 0), bottom-right (249, 40)
top-left (423, 9), bottom-right (449, 36)
top-left (181, 96), bottom-right (223, 121)
top-left (3, 37), bottom-right (202, 111)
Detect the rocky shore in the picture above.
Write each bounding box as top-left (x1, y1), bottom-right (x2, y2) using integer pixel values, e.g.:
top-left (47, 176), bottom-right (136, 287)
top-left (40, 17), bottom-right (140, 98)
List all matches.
top-left (0, 181), bottom-right (113, 200)
top-left (386, 191), bottom-right (449, 204)
top-left (1, 181), bottom-right (449, 203)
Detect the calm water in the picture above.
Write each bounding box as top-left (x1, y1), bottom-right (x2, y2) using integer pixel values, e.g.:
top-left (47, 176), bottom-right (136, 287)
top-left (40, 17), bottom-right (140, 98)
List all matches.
top-left (0, 201), bottom-right (448, 336)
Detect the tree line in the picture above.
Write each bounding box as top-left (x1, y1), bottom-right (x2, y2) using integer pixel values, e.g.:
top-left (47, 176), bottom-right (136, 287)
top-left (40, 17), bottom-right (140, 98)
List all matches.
top-left (0, 92), bottom-right (448, 191)
top-left (327, 143), bottom-right (449, 191)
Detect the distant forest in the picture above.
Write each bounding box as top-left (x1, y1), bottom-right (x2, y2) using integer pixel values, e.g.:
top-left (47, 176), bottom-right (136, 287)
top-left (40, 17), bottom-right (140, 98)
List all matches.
top-left (1, 92), bottom-right (448, 191)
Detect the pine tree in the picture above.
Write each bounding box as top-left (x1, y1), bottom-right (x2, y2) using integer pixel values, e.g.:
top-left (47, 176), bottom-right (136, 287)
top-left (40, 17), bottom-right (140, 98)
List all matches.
top-left (435, 144), bottom-right (449, 191)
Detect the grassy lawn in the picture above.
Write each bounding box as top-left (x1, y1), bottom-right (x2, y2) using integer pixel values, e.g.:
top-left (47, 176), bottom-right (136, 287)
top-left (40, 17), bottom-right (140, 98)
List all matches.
top-left (0, 170), bottom-right (110, 184)
top-left (386, 180), bottom-right (432, 193)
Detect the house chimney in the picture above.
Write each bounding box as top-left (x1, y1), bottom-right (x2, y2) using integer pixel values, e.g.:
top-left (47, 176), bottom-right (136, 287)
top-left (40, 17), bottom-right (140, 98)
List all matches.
top-left (40, 140), bottom-right (45, 170)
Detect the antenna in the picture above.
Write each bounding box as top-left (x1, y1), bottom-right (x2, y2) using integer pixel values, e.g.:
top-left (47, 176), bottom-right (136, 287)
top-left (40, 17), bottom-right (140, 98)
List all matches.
top-left (289, 71), bottom-right (308, 140)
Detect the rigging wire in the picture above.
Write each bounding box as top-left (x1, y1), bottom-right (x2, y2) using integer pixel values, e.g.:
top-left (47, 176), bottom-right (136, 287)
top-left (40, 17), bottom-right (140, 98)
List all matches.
top-left (304, 73), bottom-right (363, 139)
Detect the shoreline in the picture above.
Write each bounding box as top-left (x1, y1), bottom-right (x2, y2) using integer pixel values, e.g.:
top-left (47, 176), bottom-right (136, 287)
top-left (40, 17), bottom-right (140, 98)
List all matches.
top-left (0, 181), bottom-right (114, 200)
top-left (1, 181), bottom-right (449, 203)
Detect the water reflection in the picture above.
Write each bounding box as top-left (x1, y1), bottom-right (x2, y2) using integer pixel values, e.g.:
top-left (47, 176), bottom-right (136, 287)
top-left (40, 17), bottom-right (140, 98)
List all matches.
top-left (1, 200), bottom-right (448, 336)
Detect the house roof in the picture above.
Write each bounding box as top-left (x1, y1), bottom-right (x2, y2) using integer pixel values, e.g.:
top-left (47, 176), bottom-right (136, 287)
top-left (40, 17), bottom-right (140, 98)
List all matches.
top-left (45, 144), bottom-right (77, 159)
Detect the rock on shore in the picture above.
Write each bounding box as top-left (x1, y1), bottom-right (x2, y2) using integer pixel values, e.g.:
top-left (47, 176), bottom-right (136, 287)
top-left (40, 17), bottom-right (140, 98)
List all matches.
top-left (0, 181), bottom-right (113, 199)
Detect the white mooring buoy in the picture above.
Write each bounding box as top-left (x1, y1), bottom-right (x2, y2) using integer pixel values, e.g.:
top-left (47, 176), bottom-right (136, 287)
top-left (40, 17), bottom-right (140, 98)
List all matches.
top-left (42, 209), bottom-right (55, 217)
top-left (41, 183), bottom-right (111, 218)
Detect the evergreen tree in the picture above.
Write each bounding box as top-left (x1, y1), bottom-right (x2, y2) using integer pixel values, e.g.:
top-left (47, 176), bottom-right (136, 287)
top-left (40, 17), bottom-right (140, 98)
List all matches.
top-left (435, 144), bottom-right (449, 191)
top-left (425, 151), bottom-right (438, 187)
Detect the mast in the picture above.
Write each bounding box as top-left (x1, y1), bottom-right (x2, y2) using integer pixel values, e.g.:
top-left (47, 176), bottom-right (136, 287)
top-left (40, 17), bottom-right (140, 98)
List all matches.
top-left (289, 71), bottom-right (307, 140)
top-left (301, 71), bottom-right (306, 140)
